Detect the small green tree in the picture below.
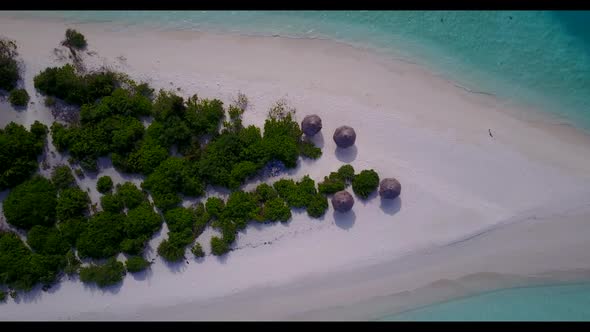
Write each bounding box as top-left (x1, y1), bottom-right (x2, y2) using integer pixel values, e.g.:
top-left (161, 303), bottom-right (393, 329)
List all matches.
top-left (79, 257), bottom-right (126, 288)
top-left (51, 165), bottom-right (76, 191)
top-left (210, 236), bottom-right (230, 256)
top-left (8, 89), bottom-right (29, 107)
top-left (125, 256), bottom-right (150, 273)
top-left (96, 176), bottom-right (114, 194)
top-left (352, 169), bottom-right (380, 199)
top-left (63, 29), bottom-right (87, 50)
top-left (191, 243), bottom-right (205, 258)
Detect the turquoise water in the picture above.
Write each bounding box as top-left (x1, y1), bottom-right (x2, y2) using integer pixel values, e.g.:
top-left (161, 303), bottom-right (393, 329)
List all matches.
top-left (379, 282), bottom-right (590, 321)
top-left (14, 10), bottom-right (590, 132)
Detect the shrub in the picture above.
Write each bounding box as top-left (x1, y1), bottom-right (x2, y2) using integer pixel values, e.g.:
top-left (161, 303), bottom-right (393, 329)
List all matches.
top-left (299, 141), bottom-right (322, 159)
top-left (63, 29), bottom-right (87, 50)
top-left (157, 228), bottom-right (193, 262)
top-left (352, 169), bottom-right (380, 199)
top-left (100, 193), bottom-right (124, 213)
top-left (0, 122), bottom-right (47, 190)
top-left (96, 176), bottom-right (114, 194)
top-left (79, 257), bottom-right (126, 288)
top-left (117, 140), bottom-right (168, 175)
top-left (125, 256), bottom-right (150, 273)
top-left (205, 197), bottom-right (225, 220)
top-left (318, 173), bottom-right (345, 195)
top-left (254, 183), bottom-right (278, 203)
top-left (0, 291), bottom-right (6, 303)
top-left (273, 176), bottom-right (316, 209)
top-left (262, 197), bottom-right (292, 222)
top-left (64, 248), bottom-right (81, 275)
top-left (124, 202), bottom-right (162, 239)
top-left (56, 187), bottom-right (90, 221)
top-left (3, 175), bottom-right (57, 230)
top-left (210, 236), bottom-right (230, 256)
top-left (306, 194), bottom-right (328, 218)
top-left (51, 165), bottom-right (76, 191)
top-left (76, 212), bottom-right (125, 259)
top-left (26, 225), bottom-right (69, 255)
top-left (0, 39), bottom-right (19, 91)
top-left (163, 207), bottom-right (194, 233)
top-left (115, 182), bottom-right (145, 210)
top-left (8, 89), bottom-right (29, 107)
top-left (191, 243), bottom-right (205, 258)
top-left (58, 218), bottom-right (87, 247)
top-left (337, 164), bottom-right (355, 183)
top-left (222, 191), bottom-right (260, 230)
top-left (184, 95), bottom-right (226, 137)
top-left (120, 236), bottom-right (149, 256)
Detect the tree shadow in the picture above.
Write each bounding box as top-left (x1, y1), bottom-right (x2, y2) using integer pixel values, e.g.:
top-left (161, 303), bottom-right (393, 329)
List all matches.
top-left (356, 190), bottom-right (379, 205)
top-left (162, 256), bottom-right (188, 274)
top-left (130, 267), bottom-right (154, 281)
top-left (335, 145), bottom-right (358, 163)
top-left (333, 210), bottom-right (356, 230)
top-left (81, 279), bottom-right (123, 295)
top-left (380, 197), bottom-right (402, 216)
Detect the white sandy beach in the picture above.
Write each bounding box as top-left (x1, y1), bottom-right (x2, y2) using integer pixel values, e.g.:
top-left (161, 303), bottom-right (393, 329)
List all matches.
top-left (1, 15), bottom-right (590, 320)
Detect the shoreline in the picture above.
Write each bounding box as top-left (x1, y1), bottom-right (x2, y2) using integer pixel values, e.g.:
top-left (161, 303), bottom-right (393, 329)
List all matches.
top-left (1, 15), bottom-right (590, 320)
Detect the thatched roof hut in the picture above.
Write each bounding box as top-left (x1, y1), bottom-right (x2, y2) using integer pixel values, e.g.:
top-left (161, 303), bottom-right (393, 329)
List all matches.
top-left (379, 178), bottom-right (401, 199)
top-left (333, 126), bottom-right (356, 148)
top-left (301, 114), bottom-right (322, 137)
top-left (331, 190), bottom-right (354, 212)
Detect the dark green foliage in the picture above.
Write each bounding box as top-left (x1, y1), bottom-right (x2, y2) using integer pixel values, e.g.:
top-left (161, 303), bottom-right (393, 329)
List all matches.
top-left (115, 182), bottom-right (145, 210)
top-left (142, 157), bottom-right (204, 211)
top-left (273, 176), bottom-right (317, 209)
top-left (79, 257), bottom-right (126, 288)
top-left (58, 218), bottom-right (87, 247)
top-left (318, 173), bottom-right (345, 195)
top-left (124, 202), bottom-right (162, 237)
top-left (205, 197), bottom-right (225, 220)
top-left (184, 95), bottom-right (225, 137)
top-left (191, 243), bottom-right (205, 258)
top-left (262, 104), bottom-right (302, 168)
top-left (80, 88), bottom-right (152, 124)
top-left (352, 169), bottom-right (380, 199)
top-left (0, 290), bottom-right (6, 302)
top-left (26, 225), bottom-right (69, 255)
top-left (157, 228), bottom-right (193, 262)
top-left (114, 140), bottom-right (168, 175)
top-left (338, 164), bottom-right (355, 183)
top-left (0, 232), bottom-right (64, 291)
top-left (8, 89), bottom-right (29, 107)
top-left (100, 194), bottom-right (124, 214)
top-left (120, 236), bottom-right (148, 256)
top-left (64, 249), bottom-right (81, 275)
top-left (193, 203), bottom-right (210, 237)
top-left (76, 212), bottom-right (125, 259)
top-left (125, 256), bottom-right (150, 273)
top-left (163, 207), bottom-right (193, 233)
top-left (255, 183), bottom-right (278, 202)
top-left (96, 176), bottom-right (113, 194)
top-left (222, 191), bottom-right (260, 230)
top-left (0, 122), bottom-right (47, 190)
top-left (51, 165), bottom-right (76, 191)
top-left (56, 187), bottom-right (90, 221)
top-left (306, 194), bottom-right (328, 218)
top-left (210, 236), bottom-right (230, 256)
top-left (64, 29), bottom-right (87, 50)
top-left (262, 197), bottom-right (292, 222)
top-left (0, 39), bottom-right (19, 91)
top-left (34, 64), bottom-right (117, 105)
top-left (299, 140), bottom-right (322, 159)
top-left (3, 176), bottom-right (57, 230)
top-left (152, 90), bottom-right (185, 122)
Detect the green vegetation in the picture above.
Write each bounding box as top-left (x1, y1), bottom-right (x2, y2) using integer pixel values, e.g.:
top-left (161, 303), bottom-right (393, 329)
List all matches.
top-left (79, 257), bottom-right (126, 288)
top-left (0, 122), bottom-right (47, 190)
top-left (76, 212), bottom-right (125, 259)
top-left (63, 29), bottom-right (87, 50)
top-left (125, 256), bottom-right (150, 273)
top-left (261, 197), bottom-right (292, 222)
top-left (210, 236), bottom-right (229, 256)
top-left (337, 164), bottom-right (355, 183)
top-left (56, 187), bottom-right (90, 221)
top-left (115, 182), bottom-right (145, 210)
top-left (26, 225), bottom-right (69, 256)
top-left (191, 243), bottom-right (205, 258)
top-left (64, 249), bottom-right (81, 275)
top-left (352, 169), bottom-right (380, 199)
top-left (0, 39), bottom-right (19, 91)
top-left (299, 140), bottom-right (322, 159)
top-left (0, 290), bottom-right (6, 303)
top-left (96, 176), bottom-right (113, 193)
top-left (3, 176), bottom-right (57, 230)
top-left (306, 194), bottom-right (328, 218)
top-left (8, 89), bottom-right (29, 107)
top-left (51, 165), bottom-right (76, 191)
top-left (157, 204), bottom-right (209, 262)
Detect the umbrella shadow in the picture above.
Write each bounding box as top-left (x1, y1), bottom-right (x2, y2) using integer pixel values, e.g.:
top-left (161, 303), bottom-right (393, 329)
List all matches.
top-left (380, 197), bottom-right (402, 216)
top-left (335, 146), bottom-right (358, 163)
top-left (333, 210), bottom-right (356, 230)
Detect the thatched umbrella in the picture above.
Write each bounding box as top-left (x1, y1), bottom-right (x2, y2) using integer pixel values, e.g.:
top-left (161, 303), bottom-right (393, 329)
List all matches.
top-left (333, 126), bottom-right (356, 148)
top-left (301, 114), bottom-right (322, 137)
top-left (379, 178), bottom-right (401, 199)
top-left (332, 190), bottom-right (354, 212)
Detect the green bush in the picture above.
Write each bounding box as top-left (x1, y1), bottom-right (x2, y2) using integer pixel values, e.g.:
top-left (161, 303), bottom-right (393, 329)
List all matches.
top-left (205, 197), bottom-right (225, 220)
top-left (124, 202), bottom-right (162, 239)
top-left (51, 165), bottom-right (76, 191)
top-left (79, 257), bottom-right (126, 288)
top-left (157, 228), bottom-right (193, 262)
top-left (64, 248), bottom-right (81, 276)
top-left (3, 175), bottom-right (57, 230)
top-left (96, 176), bottom-right (114, 194)
top-left (120, 236), bottom-right (149, 256)
top-left (58, 218), bottom-right (87, 247)
top-left (273, 176), bottom-right (317, 209)
top-left (352, 169), bottom-right (380, 199)
top-left (191, 243), bottom-right (205, 258)
top-left (306, 194), bottom-right (328, 218)
top-left (254, 183), bottom-right (278, 203)
top-left (210, 236), bottom-right (230, 256)
top-left (338, 164), bottom-right (355, 183)
top-left (0, 290), bottom-right (6, 303)
top-left (26, 225), bottom-right (69, 255)
top-left (115, 182), bottom-right (145, 210)
top-left (100, 193), bottom-right (124, 214)
top-left (56, 187), bottom-right (90, 221)
top-left (76, 212), bottom-right (125, 259)
top-left (163, 207), bottom-right (194, 233)
top-left (64, 29), bottom-right (87, 50)
top-left (318, 173), bottom-right (345, 195)
top-left (262, 197), bottom-right (292, 222)
top-left (0, 39), bottom-right (19, 91)
top-left (8, 89), bottom-right (29, 107)
top-left (299, 141), bottom-right (322, 159)
top-left (0, 122), bottom-right (47, 190)
top-left (222, 191), bottom-right (260, 230)
top-left (115, 140), bottom-right (168, 175)
top-left (125, 256), bottom-right (150, 273)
